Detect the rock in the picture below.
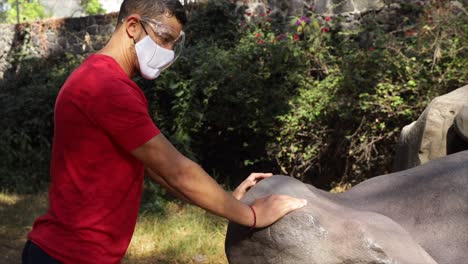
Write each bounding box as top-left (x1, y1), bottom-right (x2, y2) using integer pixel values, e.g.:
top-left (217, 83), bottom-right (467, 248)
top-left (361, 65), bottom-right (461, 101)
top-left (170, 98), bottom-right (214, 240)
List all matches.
top-left (331, 0), bottom-right (355, 14)
top-left (353, 0), bottom-right (385, 11)
top-left (226, 151), bottom-right (468, 264)
top-left (86, 24), bottom-right (99, 35)
top-left (314, 0), bottom-right (329, 14)
top-left (454, 106), bottom-right (468, 141)
top-left (393, 85), bottom-right (468, 172)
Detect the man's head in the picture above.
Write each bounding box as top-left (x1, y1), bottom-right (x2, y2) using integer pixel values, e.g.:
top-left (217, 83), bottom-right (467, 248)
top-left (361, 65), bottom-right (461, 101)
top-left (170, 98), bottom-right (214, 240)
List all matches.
top-left (116, 0), bottom-right (187, 29)
top-left (110, 0), bottom-right (187, 79)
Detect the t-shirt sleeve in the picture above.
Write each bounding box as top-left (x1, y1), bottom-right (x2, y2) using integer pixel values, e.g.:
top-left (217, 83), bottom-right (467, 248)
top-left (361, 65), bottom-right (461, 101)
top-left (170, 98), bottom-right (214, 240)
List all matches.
top-left (88, 88), bottom-right (160, 152)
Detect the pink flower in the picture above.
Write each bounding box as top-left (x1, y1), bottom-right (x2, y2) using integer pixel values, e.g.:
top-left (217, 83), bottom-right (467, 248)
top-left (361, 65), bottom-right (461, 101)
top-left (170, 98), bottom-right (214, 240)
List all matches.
top-left (276, 34), bottom-right (287, 41)
top-left (260, 13), bottom-right (265, 17)
top-left (293, 34), bottom-right (300, 42)
top-left (266, 8), bottom-right (271, 14)
top-left (321, 27), bottom-right (330, 33)
top-left (369, 47), bottom-right (375, 51)
top-left (258, 39), bottom-right (265, 45)
top-left (301, 16), bottom-right (310, 25)
top-left (295, 16), bottom-right (310, 26)
top-left (267, 17), bottom-right (271, 22)
top-left (246, 12), bottom-right (252, 16)
top-left (255, 33), bottom-right (261, 38)
top-left (405, 29), bottom-right (416, 37)
top-left (324, 16), bottom-right (331, 22)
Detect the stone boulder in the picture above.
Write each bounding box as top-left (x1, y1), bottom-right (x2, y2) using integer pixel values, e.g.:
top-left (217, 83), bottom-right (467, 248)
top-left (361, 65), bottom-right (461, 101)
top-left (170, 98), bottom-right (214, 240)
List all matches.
top-left (225, 151), bottom-right (468, 264)
top-left (393, 85), bottom-right (468, 172)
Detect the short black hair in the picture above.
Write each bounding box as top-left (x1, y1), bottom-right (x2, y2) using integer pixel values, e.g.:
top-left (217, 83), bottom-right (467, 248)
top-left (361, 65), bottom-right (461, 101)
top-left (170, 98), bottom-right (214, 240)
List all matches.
top-left (117, 0), bottom-right (187, 27)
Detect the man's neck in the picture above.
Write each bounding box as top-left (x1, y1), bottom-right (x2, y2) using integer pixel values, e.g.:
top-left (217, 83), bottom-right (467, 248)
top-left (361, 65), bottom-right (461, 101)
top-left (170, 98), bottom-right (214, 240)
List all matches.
top-left (97, 35), bottom-right (136, 78)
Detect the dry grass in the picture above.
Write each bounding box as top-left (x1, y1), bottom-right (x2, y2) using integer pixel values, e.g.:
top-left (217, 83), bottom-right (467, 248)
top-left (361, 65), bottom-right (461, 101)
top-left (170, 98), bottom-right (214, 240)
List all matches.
top-left (124, 202), bottom-right (228, 264)
top-left (0, 191), bottom-right (48, 263)
top-left (329, 182), bottom-right (352, 193)
top-left (0, 191), bottom-right (228, 264)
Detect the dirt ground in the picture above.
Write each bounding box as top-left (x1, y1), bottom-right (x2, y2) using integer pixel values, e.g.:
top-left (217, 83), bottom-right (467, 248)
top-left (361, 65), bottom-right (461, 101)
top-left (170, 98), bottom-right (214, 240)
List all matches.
top-left (0, 192), bottom-right (48, 264)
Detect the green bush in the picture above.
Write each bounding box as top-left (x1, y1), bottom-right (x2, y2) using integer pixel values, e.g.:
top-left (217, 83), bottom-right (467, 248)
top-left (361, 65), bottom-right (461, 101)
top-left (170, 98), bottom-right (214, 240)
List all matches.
top-left (147, 7), bottom-right (314, 185)
top-left (81, 0), bottom-right (106, 16)
top-left (0, 54), bottom-right (84, 193)
top-left (272, 0), bottom-right (467, 188)
top-left (149, 0), bottom-right (467, 188)
top-left (2, 0), bottom-right (50, 23)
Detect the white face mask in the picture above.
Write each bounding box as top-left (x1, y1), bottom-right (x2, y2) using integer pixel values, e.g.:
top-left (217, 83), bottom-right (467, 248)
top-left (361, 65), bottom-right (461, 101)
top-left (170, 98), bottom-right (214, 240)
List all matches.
top-left (135, 35), bottom-right (175, 80)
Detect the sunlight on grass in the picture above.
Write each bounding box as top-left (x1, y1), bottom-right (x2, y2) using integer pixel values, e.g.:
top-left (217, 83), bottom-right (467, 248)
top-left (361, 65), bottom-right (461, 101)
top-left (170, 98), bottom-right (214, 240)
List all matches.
top-left (124, 202), bottom-right (228, 264)
top-left (0, 192), bottom-right (23, 206)
top-left (0, 191), bottom-right (48, 263)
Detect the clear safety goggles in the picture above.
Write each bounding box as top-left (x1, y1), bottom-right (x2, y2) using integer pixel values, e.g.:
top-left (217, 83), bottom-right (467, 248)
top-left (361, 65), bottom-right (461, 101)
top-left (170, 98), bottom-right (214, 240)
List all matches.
top-left (140, 17), bottom-right (185, 62)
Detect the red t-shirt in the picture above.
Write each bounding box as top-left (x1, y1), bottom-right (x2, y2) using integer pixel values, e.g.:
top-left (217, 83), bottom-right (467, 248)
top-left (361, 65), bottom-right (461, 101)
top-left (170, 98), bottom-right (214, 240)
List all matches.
top-left (28, 54), bottom-right (160, 263)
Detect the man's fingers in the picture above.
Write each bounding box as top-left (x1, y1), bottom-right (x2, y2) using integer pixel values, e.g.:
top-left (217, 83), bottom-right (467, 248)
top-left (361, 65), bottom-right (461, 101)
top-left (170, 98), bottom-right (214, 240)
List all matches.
top-left (274, 195), bottom-right (307, 211)
top-left (234, 173), bottom-right (275, 200)
top-left (241, 179), bottom-right (257, 190)
top-left (282, 198), bottom-right (307, 213)
top-left (248, 172), bottom-right (273, 182)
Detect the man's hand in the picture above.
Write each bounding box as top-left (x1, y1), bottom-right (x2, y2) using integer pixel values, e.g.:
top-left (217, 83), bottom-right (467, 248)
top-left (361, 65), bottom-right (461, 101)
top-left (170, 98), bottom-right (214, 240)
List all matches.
top-left (232, 173), bottom-right (307, 228)
top-left (251, 195), bottom-right (307, 228)
top-left (233, 173), bottom-right (273, 200)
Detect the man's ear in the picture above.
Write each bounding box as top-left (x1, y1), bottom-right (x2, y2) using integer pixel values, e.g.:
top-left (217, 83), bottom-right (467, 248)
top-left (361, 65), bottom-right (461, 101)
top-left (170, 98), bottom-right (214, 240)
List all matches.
top-left (124, 15), bottom-right (142, 41)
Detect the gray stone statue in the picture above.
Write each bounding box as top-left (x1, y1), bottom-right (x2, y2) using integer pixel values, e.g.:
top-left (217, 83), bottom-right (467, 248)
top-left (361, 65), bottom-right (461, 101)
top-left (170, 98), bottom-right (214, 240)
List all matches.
top-left (393, 85), bottom-right (468, 171)
top-left (225, 150), bottom-right (468, 264)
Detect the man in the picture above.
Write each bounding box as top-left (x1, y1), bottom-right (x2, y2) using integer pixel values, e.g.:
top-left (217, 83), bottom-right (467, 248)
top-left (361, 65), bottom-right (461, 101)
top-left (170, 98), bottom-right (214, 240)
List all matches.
top-left (23, 0), bottom-right (307, 263)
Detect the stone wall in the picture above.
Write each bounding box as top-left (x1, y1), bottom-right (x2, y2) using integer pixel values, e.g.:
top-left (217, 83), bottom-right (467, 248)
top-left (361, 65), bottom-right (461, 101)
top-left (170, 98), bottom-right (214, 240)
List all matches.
top-left (238, 0), bottom-right (427, 28)
top-left (240, 0), bottom-right (426, 16)
top-left (0, 24), bottom-right (15, 80)
top-left (0, 13), bottom-right (117, 80)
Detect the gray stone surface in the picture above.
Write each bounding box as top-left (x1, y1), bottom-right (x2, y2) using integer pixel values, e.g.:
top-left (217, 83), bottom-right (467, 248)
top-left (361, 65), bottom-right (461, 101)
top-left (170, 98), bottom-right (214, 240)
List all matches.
top-left (331, 0), bottom-right (355, 14)
top-left (247, 0), bottom-right (387, 16)
top-left (226, 151), bottom-right (468, 264)
top-left (0, 24), bottom-right (15, 79)
top-left (314, 0), bottom-right (329, 13)
top-left (354, 0), bottom-right (385, 11)
top-left (454, 106), bottom-right (468, 141)
top-left (393, 85), bottom-right (468, 171)
top-left (237, 0), bottom-right (429, 31)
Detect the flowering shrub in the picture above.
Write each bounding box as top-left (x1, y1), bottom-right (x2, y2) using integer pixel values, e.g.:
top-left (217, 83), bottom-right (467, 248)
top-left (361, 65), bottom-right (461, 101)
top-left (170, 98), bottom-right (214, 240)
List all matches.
top-left (0, 54), bottom-right (85, 192)
top-left (270, 0), bottom-right (467, 187)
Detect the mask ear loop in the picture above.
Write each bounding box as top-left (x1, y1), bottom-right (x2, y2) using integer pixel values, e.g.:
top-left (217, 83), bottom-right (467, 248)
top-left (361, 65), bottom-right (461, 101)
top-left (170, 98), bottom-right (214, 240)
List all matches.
top-left (121, 18), bottom-right (149, 44)
top-left (139, 21), bottom-right (149, 36)
top-left (136, 21), bottom-right (150, 45)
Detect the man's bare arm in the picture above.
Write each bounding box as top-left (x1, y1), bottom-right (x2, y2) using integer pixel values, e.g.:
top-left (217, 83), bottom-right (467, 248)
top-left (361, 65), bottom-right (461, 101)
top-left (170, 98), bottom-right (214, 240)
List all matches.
top-left (132, 134), bottom-right (306, 227)
top-left (145, 167), bottom-right (193, 204)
